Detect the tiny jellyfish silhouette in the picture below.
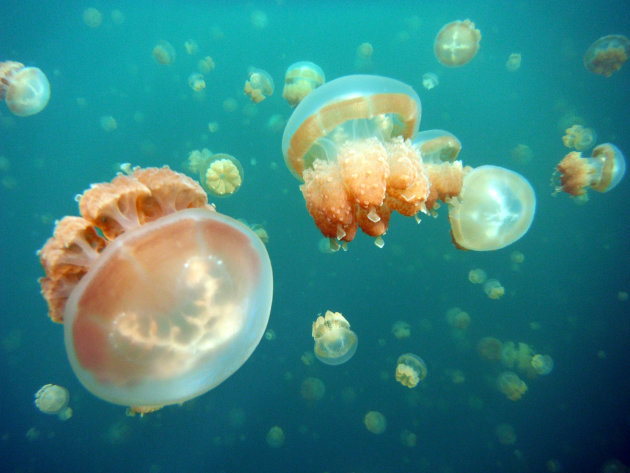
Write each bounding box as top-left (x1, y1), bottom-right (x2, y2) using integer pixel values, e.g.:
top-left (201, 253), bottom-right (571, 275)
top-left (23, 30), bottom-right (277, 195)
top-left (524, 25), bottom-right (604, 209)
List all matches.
top-left (37, 166), bottom-right (273, 412)
top-left (152, 40), bottom-right (176, 65)
top-left (583, 35), bottom-right (630, 77)
top-left (531, 354), bottom-right (554, 375)
top-left (511, 144), bottom-right (533, 164)
top-left (495, 423), bottom-right (517, 445)
top-left (198, 56), bottom-right (215, 74)
top-left (244, 68), bottom-right (274, 103)
top-left (34, 384), bottom-right (72, 420)
top-left (188, 149), bottom-right (244, 197)
top-left (505, 53), bottom-right (522, 71)
top-left (83, 7), bottom-right (102, 28)
top-left (312, 310), bottom-right (358, 365)
top-left (391, 320), bottom-right (411, 339)
top-left (355, 42), bottom-right (374, 70)
top-left (477, 337), bottom-right (503, 361)
top-left (497, 371), bottom-right (527, 401)
top-left (446, 307), bottom-right (471, 330)
top-left (100, 115), bottom-right (117, 132)
top-left (282, 61), bottom-right (325, 107)
top-left (395, 353), bottom-right (427, 388)
top-left (188, 73), bottom-right (206, 92)
top-left (562, 124), bottom-right (597, 151)
top-left (434, 19), bottom-right (481, 67)
top-left (364, 410), bottom-right (386, 434)
top-left (468, 268), bottom-right (487, 284)
top-left (300, 377), bottom-right (326, 401)
top-left (184, 39), bottom-right (199, 55)
top-left (484, 279), bottom-right (505, 300)
top-left (422, 72), bottom-right (439, 90)
top-left (0, 61), bottom-right (50, 116)
top-left (266, 426), bottom-right (285, 447)
top-left (555, 143), bottom-right (626, 196)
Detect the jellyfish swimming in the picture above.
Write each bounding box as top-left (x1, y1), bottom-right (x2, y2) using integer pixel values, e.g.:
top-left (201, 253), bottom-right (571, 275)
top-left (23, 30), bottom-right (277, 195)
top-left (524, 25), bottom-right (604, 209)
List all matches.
top-left (484, 279), bottom-right (505, 300)
top-left (422, 72), bottom-right (439, 90)
top-left (34, 384), bottom-right (72, 420)
top-left (555, 143), bottom-right (626, 196)
top-left (311, 310), bottom-right (357, 365)
top-left (188, 73), bottom-right (206, 92)
top-left (364, 410), bottom-right (386, 434)
top-left (37, 166), bottom-right (273, 412)
top-left (434, 19), bottom-right (482, 67)
top-left (266, 426), bottom-right (285, 448)
top-left (531, 354), bottom-right (554, 375)
top-left (395, 353), bottom-right (427, 388)
top-left (413, 129), bottom-right (462, 163)
top-left (505, 53), bottom-right (522, 71)
top-left (0, 61), bottom-right (50, 116)
top-left (282, 61), bottom-right (325, 107)
top-left (562, 124), bottom-right (596, 151)
top-left (244, 68), bottom-right (274, 103)
top-left (583, 34), bottom-right (630, 77)
top-left (497, 371), bottom-right (527, 401)
top-left (448, 166), bottom-right (536, 251)
top-left (152, 40), bottom-right (176, 65)
top-left (188, 148), bottom-right (244, 197)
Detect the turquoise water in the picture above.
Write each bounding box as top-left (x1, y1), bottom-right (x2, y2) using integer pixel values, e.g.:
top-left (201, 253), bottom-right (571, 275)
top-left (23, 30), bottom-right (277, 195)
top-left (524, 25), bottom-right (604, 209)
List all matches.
top-left (1, 1), bottom-right (629, 472)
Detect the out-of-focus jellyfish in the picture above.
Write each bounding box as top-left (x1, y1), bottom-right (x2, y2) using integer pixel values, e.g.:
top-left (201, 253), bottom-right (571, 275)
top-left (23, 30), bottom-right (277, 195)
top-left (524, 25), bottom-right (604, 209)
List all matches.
top-left (477, 337), bottom-right (503, 361)
top-left (282, 61), bottom-right (325, 107)
top-left (510, 250), bottom-right (524, 264)
top-left (188, 148), bottom-right (244, 197)
top-left (312, 310), bottom-right (358, 365)
top-left (422, 72), bottom-right (439, 90)
top-left (264, 328), bottom-right (276, 341)
top-left (391, 320), bottom-right (411, 339)
top-left (244, 68), bottom-right (274, 103)
top-left (266, 426), bottom-right (285, 447)
top-left (531, 354), bottom-right (554, 375)
top-left (355, 42), bottom-right (374, 70)
top-left (401, 429), bottom-right (417, 447)
top-left (198, 56), bottom-right (215, 74)
top-left (555, 143), bottom-right (626, 196)
top-left (511, 144), bottom-right (533, 165)
top-left (0, 61), bottom-right (50, 116)
top-left (100, 115), bottom-right (117, 132)
top-left (250, 10), bottom-right (268, 29)
top-left (37, 166), bottom-right (273, 412)
top-left (448, 166), bottom-right (536, 251)
top-left (484, 279), bottom-right (505, 300)
top-left (208, 121), bottom-right (219, 133)
top-left (227, 407), bottom-right (247, 429)
top-left (562, 124), bottom-right (596, 151)
top-left (152, 40), bottom-right (176, 65)
top-left (505, 53), bottom-right (522, 71)
top-left (26, 427), bottom-right (40, 441)
top-left (446, 307), bottom-right (471, 330)
top-left (468, 268), bottom-right (487, 284)
top-left (395, 353), bottom-right (427, 388)
top-left (583, 35), bottom-right (630, 77)
top-left (364, 411), bottom-right (386, 434)
top-left (184, 39), bottom-right (199, 55)
top-left (413, 129), bottom-right (462, 163)
top-left (495, 423), bottom-right (517, 445)
top-left (34, 384), bottom-right (72, 420)
top-left (497, 371), bottom-right (527, 401)
top-left (301, 376), bottom-right (326, 401)
top-left (267, 114), bottom-right (286, 134)
top-left (188, 73), bottom-right (206, 92)
top-left (434, 20), bottom-right (482, 67)
top-left (111, 9), bottom-right (125, 25)
top-left (250, 223), bottom-right (269, 243)
top-left (83, 7), bottom-right (102, 28)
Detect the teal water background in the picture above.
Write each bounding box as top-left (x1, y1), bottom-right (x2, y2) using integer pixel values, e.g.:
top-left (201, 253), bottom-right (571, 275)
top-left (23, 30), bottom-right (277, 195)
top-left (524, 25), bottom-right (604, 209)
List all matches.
top-left (1, 1), bottom-right (629, 472)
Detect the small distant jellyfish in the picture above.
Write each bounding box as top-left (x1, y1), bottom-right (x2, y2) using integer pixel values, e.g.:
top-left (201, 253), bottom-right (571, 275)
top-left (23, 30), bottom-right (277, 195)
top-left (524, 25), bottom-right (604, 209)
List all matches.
top-left (264, 329), bottom-right (276, 341)
top-left (198, 56), bottom-right (215, 74)
top-left (395, 353), bottom-right (427, 388)
top-left (477, 336), bottom-right (503, 361)
top-left (207, 121), bottom-right (219, 133)
top-left (250, 224), bottom-right (269, 244)
top-left (511, 144), bottom-right (533, 164)
top-left (562, 124), bottom-right (597, 151)
top-left (100, 115), bottom-right (117, 132)
top-left (505, 53), bottom-right (522, 71)
top-left (188, 73), bottom-right (206, 92)
top-left (400, 429), bottom-right (417, 447)
top-left (355, 42), bottom-right (374, 70)
top-left (422, 72), bottom-right (439, 90)
top-left (0, 61), bottom-right (51, 117)
top-left (267, 113), bottom-right (286, 133)
top-left (184, 39), bottom-right (199, 55)
top-left (250, 9), bottom-right (268, 29)
top-left (312, 310), bottom-right (358, 365)
top-left (531, 354), bottom-right (554, 375)
top-left (266, 426), bottom-right (285, 448)
top-left (391, 320), bottom-right (411, 339)
top-left (364, 410), bottom-right (386, 434)
top-left (495, 423), bottom-right (517, 445)
top-left (34, 384), bottom-right (72, 420)
top-left (282, 61), bottom-right (325, 107)
top-left (82, 7), bottom-right (103, 28)
top-left (511, 250), bottom-right (525, 265)
top-left (446, 308), bottom-right (471, 330)
top-left (300, 377), bottom-right (326, 401)
top-left (244, 68), bottom-right (274, 103)
top-left (152, 40), bottom-right (176, 65)
top-left (188, 148), bottom-right (244, 197)
top-left (434, 19), bottom-right (482, 67)
top-left (468, 268), bottom-right (487, 284)
top-left (497, 371), bottom-right (527, 401)
top-left (583, 35), bottom-right (630, 77)
top-left (110, 9), bottom-right (125, 25)
top-left (484, 279), bottom-right (505, 300)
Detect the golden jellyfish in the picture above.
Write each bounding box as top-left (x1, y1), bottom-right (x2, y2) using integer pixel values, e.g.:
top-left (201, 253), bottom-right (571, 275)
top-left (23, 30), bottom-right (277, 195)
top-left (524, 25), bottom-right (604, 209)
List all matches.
top-left (531, 354), bottom-right (554, 375)
top-left (355, 42), bottom-right (374, 70)
top-left (34, 384), bottom-right (72, 420)
top-left (111, 9), bottom-right (125, 25)
top-left (184, 39), bottom-right (199, 55)
top-left (312, 310), bottom-right (358, 365)
top-left (395, 353), bottom-right (427, 388)
top-left (198, 56), bottom-right (215, 74)
top-left (37, 165), bottom-right (273, 412)
top-left (448, 166), bottom-right (536, 251)
top-left (511, 144), bottom-right (533, 165)
top-left (300, 376), bottom-right (326, 401)
top-left (511, 250), bottom-right (525, 264)
top-left (152, 40), bottom-right (176, 65)
top-left (555, 143), bottom-right (626, 196)
top-left (188, 149), bottom-right (244, 197)
top-left (391, 320), bottom-right (411, 339)
top-left (0, 61), bottom-right (50, 116)
top-left (400, 429), bottom-right (417, 447)
top-left (282, 61), bottom-right (325, 107)
top-left (100, 115), bottom-right (117, 132)
top-left (413, 129), bottom-right (462, 163)
top-left (562, 124), bottom-right (597, 151)
top-left (422, 72), bottom-right (439, 90)
top-left (584, 35), bottom-right (630, 77)
top-left (477, 336), bottom-right (503, 361)
top-left (505, 53), bottom-right (522, 71)
top-left (266, 426), bottom-right (285, 448)
top-left (495, 423), bottom-right (517, 445)
top-left (497, 371), bottom-right (527, 401)
top-left (187, 73), bottom-right (206, 92)
top-left (484, 279), bottom-right (505, 300)
top-left (82, 7), bottom-right (102, 28)
top-left (364, 410), bottom-right (386, 434)
top-left (434, 19), bottom-right (481, 67)
top-left (468, 268), bottom-right (487, 284)
top-left (244, 68), bottom-right (274, 103)
top-left (446, 307), bottom-right (471, 330)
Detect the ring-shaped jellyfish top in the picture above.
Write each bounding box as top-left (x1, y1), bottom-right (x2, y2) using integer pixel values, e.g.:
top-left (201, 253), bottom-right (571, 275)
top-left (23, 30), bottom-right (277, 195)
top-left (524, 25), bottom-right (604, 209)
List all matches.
top-left (282, 75), bottom-right (421, 180)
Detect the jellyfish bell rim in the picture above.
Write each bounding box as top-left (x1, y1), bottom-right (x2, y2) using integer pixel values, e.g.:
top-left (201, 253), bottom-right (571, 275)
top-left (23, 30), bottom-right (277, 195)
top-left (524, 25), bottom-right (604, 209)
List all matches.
top-left (5, 66), bottom-right (51, 117)
top-left (591, 143), bottom-right (626, 192)
top-left (281, 74), bottom-right (422, 181)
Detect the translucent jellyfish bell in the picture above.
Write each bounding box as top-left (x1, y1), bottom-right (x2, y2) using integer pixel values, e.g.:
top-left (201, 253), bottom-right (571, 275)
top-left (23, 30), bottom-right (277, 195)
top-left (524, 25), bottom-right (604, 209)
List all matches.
top-left (395, 353), bottom-right (427, 388)
top-left (448, 165), bottom-right (536, 251)
top-left (0, 62), bottom-right (50, 116)
top-left (312, 310), bottom-right (358, 365)
top-left (282, 61), bottom-right (325, 107)
top-left (35, 384), bottom-right (72, 420)
top-left (189, 149), bottom-right (244, 198)
top-left (434, 19), bottom-right (482, 67)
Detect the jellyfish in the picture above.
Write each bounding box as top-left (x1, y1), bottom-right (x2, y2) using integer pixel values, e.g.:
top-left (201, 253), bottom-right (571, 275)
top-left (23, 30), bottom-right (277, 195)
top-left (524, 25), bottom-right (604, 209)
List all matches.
top-left (583, 35), bottom-right (630, 77)
top-left (188, 149), bottom-right (244, 197)
top-left (434, 19), bottom-right (482, 67)
top-left (244, 68), bottom-right (274, 103)
top-left (250, 10), bottom-right (268, 29)
top-left (34, 384), bottom-right (72, 420)
top-left (37, 165), bottom-right (273, 412)
top-left (184, 39), bottom-right (199, 55)
top-left (495, 423), bottom-right (517, 445)
top-left (511, 144), bottom-right (533, 164)
top-left (355, 42), bottom-right (374, 70)
top-left (413, 129), bottom-right (462, 163)
top-left (391, 320), bottom-right (411, 339)
top-left (422, 72), bottom-right (439, 90)
top-left (152, 40), bottom-right (176, 65)
top-left (111, 9), bottom-right (125, 25)
top-left (198, 56), bottom-right (215, 74)
top-left (364, 411), bottom-right (386, 434)
top-left (0, 61), bottom-right (50, 116)
top-left (468, 268), bottom-right (487, 284)
top-left (187, 73), bottom-right (206, 92)
top-left (484, 279), bottom-right (505, 300)
top-left (266, 426), bottom-right (285, 447)
top-left (400, 429), bottom-right (417, 447)
top-left (282, 61), bottom-right (325, 107)
top-left (446, 307), bottom-right (471, 330)
top-left (100, 115), bottom-right (117, 132)
top-left (82, 7), bottom-right (102, 28)
top-left (477, 337), bottom-right (503, 361)
top-left (312, 310), bottom-right (358, 365)
top-left (562, 124), bottom-right (597, 151)
top-left (497, 371), bottom-right (527, 401)
top-left (448, 166), bottom-right (536, 251)
top-left (505, 53), bottom-right (522, 71)
top-left (395, 353), bottom-right (427, 388)
top-left (555, 143), bottom-right (626, 196)
top-left (531, 354), bottom-right (554, 375)
top-left (300, 376), bottom-right (326, 401)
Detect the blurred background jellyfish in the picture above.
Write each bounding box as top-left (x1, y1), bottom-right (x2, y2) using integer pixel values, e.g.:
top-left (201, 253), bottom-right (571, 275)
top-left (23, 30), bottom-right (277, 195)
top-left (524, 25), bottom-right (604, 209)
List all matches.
top-left (477, 336), bottom-right (503, 362)
top-left (468, 268), bottom-right (487, 284)
top-left (152, 40), bottom-right (176, 65)
top-left (531, 354), bottom-right (554, 375)
top-left (184, 39), bottom-right (199, 55)
top-left (34, 384), bottom-right (72, 420)
top-left (100, 115), bottom-right (117, 132)
top-left (300, 376), bottom-right (326, 401)
top-left (484, 279), bottom-right (505, 300)
top-left (266, 426), bottom-right (285, 448)
top-left (446, 307), bottom-right (471, 330)
top-left (495, 423), bottom-right (517, 445)
top-left (434, 19), bottom-right (481, 67)
top-left (395, 353), bottom-right (427, 388)
top-left (0, 61), bottom-right (50, 116)
top-left (413, 129), bottom-right (461, 163)
top-left (497, 371), bottom-right (528, 401)
top-left (448, 166), bottom-right (536, 251)
top-left (364, 411), bottom-right (386, 434)
top-left (188, 149), bottom-right (244, 197)
top-left (422, 72), bottom-right (439, 90)
top-left (37, 166), bottom-right (273, 412)
top-left (583, 34), bottom-right (630, 77)
top-left (312, 310), bottom-right (358, 365)
top-left (562, 124), bottom-right (597, 151)
top-left (555, 143), bottom-right (626, 196)
top-left (244, 68), bottom-right (274, 103)
top-left (391, 320), bottom-right (411, 339)
top-left (355, 42), bottom-right (374, 70)
top-left (505, 53), bottom-right (522, 71)
top-left (187, 73), bottom-right (206, 92)
top-left (511, 143), bottom-right (534, 165)
top-left (282, 61), bottom-right (325, 107)
top-left (82, 7), bottom-right (102, 28)
top-left (198, 56), bottom-right (215, 74)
